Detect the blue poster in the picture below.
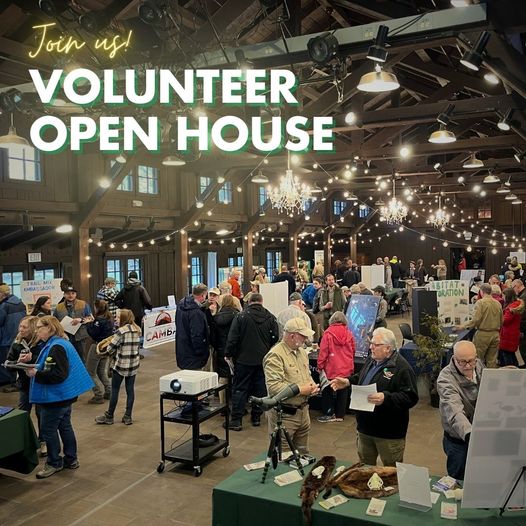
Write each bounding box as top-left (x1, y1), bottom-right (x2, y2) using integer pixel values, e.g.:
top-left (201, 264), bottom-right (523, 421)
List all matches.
top-left (345, 295), bottom-right (380, 362)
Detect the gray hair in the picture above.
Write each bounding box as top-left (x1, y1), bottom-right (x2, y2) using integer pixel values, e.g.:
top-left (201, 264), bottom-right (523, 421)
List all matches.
top-left (491, 284), bottom-right (502, 296)
top-left (229, 269), bottom-right (240, 278)
top-left (479, 283), bottom-right (492, 295)
top-left (219, 281), bottom-right (232, 294)
top-left (350, 284), bottom-right (361, 294)
top-left (372, 327), bottom-right (396, 350)
top-left (329, 311), bottom-right (347, 325)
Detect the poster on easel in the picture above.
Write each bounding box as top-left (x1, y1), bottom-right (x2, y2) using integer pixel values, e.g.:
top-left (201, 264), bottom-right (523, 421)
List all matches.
top-left (143, 308), bottom-right (176, 350)
top-left (460, 269), bottom-right (486, 288)
top-left (259, 281), bottom-right (288, 318)
top-left (20, 278), bottom-right (63, 313)
top-left (428, 280), bottom-right (469, 327)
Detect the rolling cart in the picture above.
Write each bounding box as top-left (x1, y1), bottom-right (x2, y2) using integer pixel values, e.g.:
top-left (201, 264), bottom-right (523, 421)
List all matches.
top-left (157, 384), bottom-right (230, 477)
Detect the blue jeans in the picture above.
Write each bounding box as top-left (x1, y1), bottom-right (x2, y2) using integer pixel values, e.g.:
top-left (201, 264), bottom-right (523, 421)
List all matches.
top-left (443, 433), bottom-right (468, 480)
top-left (18, 390), bottom-right (42, 440)
top-left (39, 404), bottom-right (77, 468)
top-left (107, 371), bottom-right (136, 417)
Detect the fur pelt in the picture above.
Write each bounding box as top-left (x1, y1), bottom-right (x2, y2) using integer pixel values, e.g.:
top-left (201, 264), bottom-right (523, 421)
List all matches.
top-left (300, 456), bottom-right (336, 526)
top-left (324, 462), bottom-right (399, 499)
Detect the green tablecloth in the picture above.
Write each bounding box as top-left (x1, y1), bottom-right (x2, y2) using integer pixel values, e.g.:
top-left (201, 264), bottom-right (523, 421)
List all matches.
top-left (0, 408), bottom-right (39, 474)
top-left (212, 458), bottom-right (526, 526)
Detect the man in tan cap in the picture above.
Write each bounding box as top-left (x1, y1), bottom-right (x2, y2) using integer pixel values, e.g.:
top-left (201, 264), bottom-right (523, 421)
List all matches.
top-left (263, 317), bottom-right (320, 453)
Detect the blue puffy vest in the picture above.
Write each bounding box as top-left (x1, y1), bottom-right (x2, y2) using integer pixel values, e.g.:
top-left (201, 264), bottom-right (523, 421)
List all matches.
top-left (30, 336), bottom-right (94, 404)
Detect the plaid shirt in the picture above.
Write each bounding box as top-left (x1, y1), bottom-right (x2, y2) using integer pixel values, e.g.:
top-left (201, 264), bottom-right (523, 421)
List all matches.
top-left (97, 285), bottom-right (119, 320)
top-left (108, 324), bottom-right (141, 377)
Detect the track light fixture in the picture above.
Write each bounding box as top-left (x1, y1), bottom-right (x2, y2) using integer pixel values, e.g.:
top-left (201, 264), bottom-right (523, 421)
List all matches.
top-left (39, 0), bottom-right (70, 17)
top-left (514, 150), bottom-right (524, 163)
top-left (0, 89), bottom-right (24, 113)
top-left (138, 1), bottom-right (163, 25)
top-left (497, 109), bottom-right (512, 131)
top-left (79, 0), bottom-right (128, 33)
top-left (367, 25), bottom-right (389, 63)
top-left (460, 31), bottom-right (491, 71)
top-left (307, 32), bottom-right (339, 64)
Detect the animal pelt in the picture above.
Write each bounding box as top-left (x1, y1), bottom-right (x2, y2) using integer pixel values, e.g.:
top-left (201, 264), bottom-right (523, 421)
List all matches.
top-left (324, 462), bottom-right (399, 499)
top-left (300, 456), bottom-right (336, 526)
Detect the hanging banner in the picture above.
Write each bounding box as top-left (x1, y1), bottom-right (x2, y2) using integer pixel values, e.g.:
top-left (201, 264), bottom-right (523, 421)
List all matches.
top-left (143, 308), bottom-right (176, 350)
top-left (428, 280), bottom-right (469, 327)
top-left (20, 278), bottom-right (63, 312)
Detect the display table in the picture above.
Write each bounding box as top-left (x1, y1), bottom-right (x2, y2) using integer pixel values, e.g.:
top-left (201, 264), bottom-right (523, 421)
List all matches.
top-left (0, 409), bottom-right (39, 474)
top-left (212, 458), bottom-right (526, 526)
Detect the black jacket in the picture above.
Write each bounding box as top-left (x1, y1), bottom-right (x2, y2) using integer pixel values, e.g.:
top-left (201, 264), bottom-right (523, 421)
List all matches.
top-left (86, 316), bottom-right (114, 343)
top-left (225, 304), bottom-right (279, 366)
top-left (175, 295), bottom-right (209, 370)
top-left (7, 340), bottom-right (42, 391)
top-left (343, 269), bottom-right (360, 287)
top-left (349, 351), bottom-right (418, 439)
top-left (391, 262), bottom-right (401, 280)
top-left (115, 279), bottom-right (152, 324)
top-left (273, 272), bottom-right (296, 296)
top-left (212, 307), bottom-right (238, 377)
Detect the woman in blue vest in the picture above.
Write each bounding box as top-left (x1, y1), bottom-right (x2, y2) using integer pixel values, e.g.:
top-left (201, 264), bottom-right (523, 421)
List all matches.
top-left (26, 316), bottom-right (93, 479)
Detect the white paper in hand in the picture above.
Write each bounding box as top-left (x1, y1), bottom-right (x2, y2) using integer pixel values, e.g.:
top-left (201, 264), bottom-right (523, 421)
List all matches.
top-left (60, 316), bottom-right (81, 335)
top-left (349, 384), bottom-right (377, 412)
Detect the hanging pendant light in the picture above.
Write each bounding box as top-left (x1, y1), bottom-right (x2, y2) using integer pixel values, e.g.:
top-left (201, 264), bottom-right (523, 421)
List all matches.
top-left (463, 153), bottom-right (484, 169)
top-left (0, 113), bottom-right (30, 146)
top-left (429, 125), bottom-right (457, 144)
top-left (357, 63), bottom-right (399, 93)
top-left (496, 184), bottom-right (510, 194)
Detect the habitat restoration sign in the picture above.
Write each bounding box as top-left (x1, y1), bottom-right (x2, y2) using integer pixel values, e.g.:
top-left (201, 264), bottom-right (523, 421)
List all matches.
top-left (143, 308), bottom-right (176, 350)
top-left (428, 280), bottom-right (469, 327)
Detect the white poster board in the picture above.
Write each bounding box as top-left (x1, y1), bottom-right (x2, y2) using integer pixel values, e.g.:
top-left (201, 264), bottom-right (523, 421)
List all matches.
top-left (509, 252), bottom-right (526, 264)
top-left (259, 281), bottom-right (288, 318)
top-left (361, 265), bottom-right (385, 290)
top-left (143, 308), bottom-right (176, 350)
top-left (460, 269), bottom-right (485, 288)
top-left (314, 250), bottom-right (324, 266)
top-left (463, 369), bottom-right (526, 509)
top-left (428, 280), bottom-right (469, 327)
top-left (20, 278), bottom-right (63, 312)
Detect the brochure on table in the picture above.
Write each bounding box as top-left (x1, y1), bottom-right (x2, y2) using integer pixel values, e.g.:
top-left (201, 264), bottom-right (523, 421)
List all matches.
top-left (463, 368), bottom-right (526, 510)
top-left (143, 307), bottom-right (176, 350)
top-left (428, 280), bottom-right (469, 327)
top-left (20, 278), bottom-right (63, 312)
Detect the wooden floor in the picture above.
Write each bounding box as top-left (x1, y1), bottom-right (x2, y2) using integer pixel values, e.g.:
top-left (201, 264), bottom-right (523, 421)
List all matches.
top-left (0, 313), bottom-right (450, 526)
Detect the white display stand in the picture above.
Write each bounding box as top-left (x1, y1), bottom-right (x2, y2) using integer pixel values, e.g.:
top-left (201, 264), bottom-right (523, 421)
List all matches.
top-left (361, 265), bottom-right (384, 290)
top-left (428, 280), bottom-right (469, 327)
top-left (462, 369), bottom-right (526, 510)
top-left (143, 308), bottom-right (176, 350)
top-left (460, 269), bottom-right (485, 287)
top-left (259, 281), bottom-right (288, 318)
top-left (20, 278), bottom-right (63, 312)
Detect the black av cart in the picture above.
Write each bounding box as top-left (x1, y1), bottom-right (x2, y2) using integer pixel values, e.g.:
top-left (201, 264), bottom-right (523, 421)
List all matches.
top-left (157, 384), bottom-right (230, 477)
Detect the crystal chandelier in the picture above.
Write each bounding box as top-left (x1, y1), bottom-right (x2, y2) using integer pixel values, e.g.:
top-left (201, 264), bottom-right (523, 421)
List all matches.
top-left (268, 152), bottom-right (311, 216)
top-left (428, 196), bottom-right (450, 229)
top-left (380, 179), bottom-right (408, 224)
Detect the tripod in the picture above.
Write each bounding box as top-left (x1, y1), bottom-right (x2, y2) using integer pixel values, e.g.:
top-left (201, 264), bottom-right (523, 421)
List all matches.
top-left (261, 402), bottom-right (304, 483)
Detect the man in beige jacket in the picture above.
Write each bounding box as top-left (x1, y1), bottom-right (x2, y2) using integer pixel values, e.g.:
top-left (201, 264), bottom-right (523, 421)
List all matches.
top-left (456, 283), bottom-right (502, 368)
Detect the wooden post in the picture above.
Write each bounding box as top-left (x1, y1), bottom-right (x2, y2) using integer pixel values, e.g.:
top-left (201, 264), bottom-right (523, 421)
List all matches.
top-left (324, 230), bottom-right (332, 276)
top-left (242, 231), bottom-right (253, 294)
top-left (350, 233), bottom-right (357, 262)
top-left (174, 230), bottom-right (189, 299)
top-left (288, 233), bottom-right (298, 269)
top-left (71, 226), bottom-right (89, 300)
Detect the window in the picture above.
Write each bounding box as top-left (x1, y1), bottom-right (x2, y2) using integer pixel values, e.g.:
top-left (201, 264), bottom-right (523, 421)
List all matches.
top-left (266, 250), bottom-right (281, 277)
top-left (228, 256), bottom-right (243, 268)
top-left (138, 165), bottom-right (158, 194)
top-left (259, 186), bottom-right (269, 207)
top-left (191, 256), bottom-right (203, 286)
top-left (2, 145), bottom-right (41, 182)
top-left (358, 205), bottom-right (370, 218)
top-left (2, 271), bottom-right (24, 298)
top-left (218, 181), bottom-right (232, 204)
top-left (33, 269), bottom-right (55, 281)
top-left (303, 199), bottom-right (314, 212)
top-left (111, 160), bottom-right (133, 192)
top-left (478, 205), bottom-right (492, 219)
top-left (333, 200), bottom-right (346, 215)
top-left (199, 176), bottom-right (212, 195)
top-left (127, 258), bottom-right (143, 282)
top-left (106, 259), bottom-right (123, 290)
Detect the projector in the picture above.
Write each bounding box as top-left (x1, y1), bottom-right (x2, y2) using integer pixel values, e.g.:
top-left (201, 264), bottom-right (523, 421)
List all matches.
top-left (159, 370), bottom-right (218, 395)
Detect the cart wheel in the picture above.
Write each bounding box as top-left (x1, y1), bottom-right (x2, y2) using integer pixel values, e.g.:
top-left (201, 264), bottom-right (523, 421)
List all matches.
top-left (157, 462), bottom-right (165, 473)
top-left (223, 446), bottom-right (231, 457)
top-left (194, 466), bottom-right (202, 477)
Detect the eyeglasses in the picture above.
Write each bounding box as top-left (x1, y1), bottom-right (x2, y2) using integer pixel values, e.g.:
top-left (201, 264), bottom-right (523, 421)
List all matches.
top-left (455, 357), bottom-right (476, 367)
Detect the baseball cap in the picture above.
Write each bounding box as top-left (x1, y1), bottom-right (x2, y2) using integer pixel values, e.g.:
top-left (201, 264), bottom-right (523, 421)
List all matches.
top-left (289, 292), bottom-right (303, 302)
top-left (373, 285), bottom-right (386, 294)
top-left (283, 317), bottom-right (315, 338)
top-left (208, 287), bottom-right (220, 296)
top-left (64, 286), bottom-right (77, 293)
top-left (341, 286), bottom-right (349, 292)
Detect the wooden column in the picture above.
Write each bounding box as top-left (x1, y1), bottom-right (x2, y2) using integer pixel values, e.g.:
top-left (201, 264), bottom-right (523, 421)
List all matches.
top-left (174, 231), bottom-right (189, 299)
top-left (288, 233), bottom-right (298, 269)
top-left (349, 233), bottom-right (357, 262)
top-left (72, 226), bottom-right (89, 300)
top-left (242, 231), bottom-right (253, 294)
top-left (323, 230), bottom-right (332, 275)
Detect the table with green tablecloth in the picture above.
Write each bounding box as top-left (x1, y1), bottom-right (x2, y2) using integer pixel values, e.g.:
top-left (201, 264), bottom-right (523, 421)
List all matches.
top-left (0, 408), bottom-right (39, 474)
top-left (212, 458), bottom-right (526, 526)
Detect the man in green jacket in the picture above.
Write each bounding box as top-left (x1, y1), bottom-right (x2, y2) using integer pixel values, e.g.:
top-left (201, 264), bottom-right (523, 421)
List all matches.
top-left (312, 274), bottom-right (346, 330)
